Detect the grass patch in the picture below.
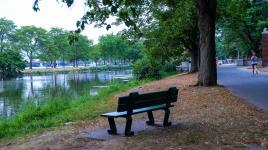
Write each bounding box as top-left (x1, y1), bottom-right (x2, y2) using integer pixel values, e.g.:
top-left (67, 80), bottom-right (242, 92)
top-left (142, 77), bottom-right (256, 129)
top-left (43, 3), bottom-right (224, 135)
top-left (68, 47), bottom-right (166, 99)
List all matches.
top-left (159, 71), bottom-right (177, 78)
top-left (0, 79), bottom-right (148, 139)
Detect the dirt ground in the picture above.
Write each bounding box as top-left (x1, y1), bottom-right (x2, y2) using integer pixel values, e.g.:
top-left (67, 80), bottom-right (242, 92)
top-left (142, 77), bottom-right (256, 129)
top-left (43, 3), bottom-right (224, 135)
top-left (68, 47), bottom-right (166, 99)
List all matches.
top-left (1, 73), bottom-right (268, 150)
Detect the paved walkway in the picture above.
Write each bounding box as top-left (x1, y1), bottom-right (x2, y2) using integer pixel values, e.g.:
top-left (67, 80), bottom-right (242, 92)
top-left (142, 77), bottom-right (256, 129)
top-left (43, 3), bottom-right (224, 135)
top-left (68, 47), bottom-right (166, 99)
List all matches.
top-left (80, 120), bottom-right (160, 140)
top-left (218, 64), bottom-right (268, 112)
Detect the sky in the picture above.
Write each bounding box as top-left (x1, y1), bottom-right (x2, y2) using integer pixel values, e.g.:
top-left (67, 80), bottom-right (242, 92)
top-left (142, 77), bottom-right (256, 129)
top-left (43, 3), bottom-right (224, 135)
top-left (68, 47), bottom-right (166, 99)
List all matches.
top-left (0, 0), bottom-right (125, 44)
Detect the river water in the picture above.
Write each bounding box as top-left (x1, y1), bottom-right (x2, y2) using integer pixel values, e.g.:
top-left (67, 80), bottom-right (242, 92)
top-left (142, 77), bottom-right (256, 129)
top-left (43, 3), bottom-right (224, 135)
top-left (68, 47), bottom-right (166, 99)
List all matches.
top-left (0, 70), bottom-right (132, 118)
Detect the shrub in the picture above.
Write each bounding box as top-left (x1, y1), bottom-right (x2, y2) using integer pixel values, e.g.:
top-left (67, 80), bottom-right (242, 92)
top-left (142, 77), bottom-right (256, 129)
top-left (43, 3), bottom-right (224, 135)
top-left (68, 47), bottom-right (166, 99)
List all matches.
top-left (161, 61), bottom-right (177, 72)
top-left (0, 50), bottom-right (25, 79)
top-left (132, 57), bottom-right (161, 80)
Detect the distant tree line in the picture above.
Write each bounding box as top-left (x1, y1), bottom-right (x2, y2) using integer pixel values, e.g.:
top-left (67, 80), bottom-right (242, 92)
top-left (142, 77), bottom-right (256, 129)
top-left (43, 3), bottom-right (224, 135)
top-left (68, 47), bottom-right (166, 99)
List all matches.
top-left (0, 18), bottom-right (143, 79)
top-left (217, 0), bottom-right (268, 59)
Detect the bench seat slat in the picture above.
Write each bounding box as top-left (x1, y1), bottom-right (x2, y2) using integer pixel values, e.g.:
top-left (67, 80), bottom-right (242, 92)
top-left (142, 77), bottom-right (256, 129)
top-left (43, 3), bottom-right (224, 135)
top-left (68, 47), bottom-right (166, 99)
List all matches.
top-left (101, 104), bottom-right (169, 118)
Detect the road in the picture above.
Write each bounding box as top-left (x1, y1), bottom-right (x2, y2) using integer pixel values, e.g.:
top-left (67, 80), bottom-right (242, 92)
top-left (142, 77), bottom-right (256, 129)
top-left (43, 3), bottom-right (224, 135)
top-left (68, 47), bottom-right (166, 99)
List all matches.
top-left (217, 65), bottom-right (268, 112)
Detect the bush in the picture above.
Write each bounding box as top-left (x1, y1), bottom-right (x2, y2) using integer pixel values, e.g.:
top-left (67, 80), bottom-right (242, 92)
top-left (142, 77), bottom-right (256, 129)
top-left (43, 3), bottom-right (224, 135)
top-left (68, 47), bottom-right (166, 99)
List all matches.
top-left (133, 58), bottom-right (178, 80)
top-left (0, 50), bottom-right (25, 79)
top-left (161, 61), bottom-right (177, 72)
top-left (132, 57), bottom-right (161, 80)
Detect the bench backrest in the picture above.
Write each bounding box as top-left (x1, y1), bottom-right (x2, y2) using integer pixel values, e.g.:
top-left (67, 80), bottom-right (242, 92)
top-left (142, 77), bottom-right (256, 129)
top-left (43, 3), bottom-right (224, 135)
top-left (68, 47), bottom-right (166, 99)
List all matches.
top-left (117, 87), bottom-right (178, 112)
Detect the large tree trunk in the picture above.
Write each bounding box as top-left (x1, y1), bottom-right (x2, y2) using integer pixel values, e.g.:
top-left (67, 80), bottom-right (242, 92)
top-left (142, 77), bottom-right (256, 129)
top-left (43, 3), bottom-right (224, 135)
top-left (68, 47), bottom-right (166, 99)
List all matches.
top-left (190, 45), bottom-right (198, 73)
top-left (95, 60), bottom-right (98, 66)
top-left (190, 27), bottom-right (199, 73)
top-left (75, 58), bottom-right (79, 67)
top-left (29, 51), bottom-right (33, 70)
top-left (0, 37), bottom-right (3, 52)
top-left (62, 56), bottom-right (65, 68)
top-left (73, 60), bottom-right (75, 67)
top-left (197, 0), bottom-right (217, 86)
top-left (53, 60), bottom-right (57, 68)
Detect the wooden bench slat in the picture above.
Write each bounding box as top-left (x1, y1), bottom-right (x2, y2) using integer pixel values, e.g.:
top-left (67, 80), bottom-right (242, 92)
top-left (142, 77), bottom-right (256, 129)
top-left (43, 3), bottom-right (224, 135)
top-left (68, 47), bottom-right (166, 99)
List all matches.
top-left (117, 89), bottom-right (178, 112)
top-left (101, 104), bottom-right (168, 118)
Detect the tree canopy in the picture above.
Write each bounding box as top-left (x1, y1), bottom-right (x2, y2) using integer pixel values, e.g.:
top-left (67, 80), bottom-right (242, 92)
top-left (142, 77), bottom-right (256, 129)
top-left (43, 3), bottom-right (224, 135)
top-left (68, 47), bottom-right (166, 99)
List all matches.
top-left (33, 0), bottom-right (217, 86)
top-left (0, 18), bottom-right (16, 52)
top-left (0, 18), bottom-right (25, 79)
top-left (0, 17), bottom-right (143, 78)
top-left (217, 0), bottom-right (268, 59)
top-left (0, 50), bottom-right (25, 79)
top-left (15, 26), bottom-right (47, 69)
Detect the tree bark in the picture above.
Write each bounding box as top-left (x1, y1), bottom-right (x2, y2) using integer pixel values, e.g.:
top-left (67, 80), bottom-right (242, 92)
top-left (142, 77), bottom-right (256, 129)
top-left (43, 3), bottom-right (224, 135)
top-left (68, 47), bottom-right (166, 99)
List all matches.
top-left (62, 52), bottom-right (65, 68)
top-left (29, 51), bottom-right (33, 70)
top-left (73, 60), bottom-right (75, 67)
top-left (190, 45), bottom-right (198, 73)
top-left (75, 58), bottom-right (79, 67)
top-left (53, 60), bottom-right (57, 68)
top-left (0, 35), bottom-right (4, 52)
top-left (197, 0), bottom-right (217, 86)
top-left (95, 60), bottom-right (98, 66)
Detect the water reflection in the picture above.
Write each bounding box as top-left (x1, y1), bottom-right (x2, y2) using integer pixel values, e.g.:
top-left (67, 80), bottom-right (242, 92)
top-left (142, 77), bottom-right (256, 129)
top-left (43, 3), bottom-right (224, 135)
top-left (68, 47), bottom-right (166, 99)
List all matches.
top-left (0, 70), bottom-right (132, 117)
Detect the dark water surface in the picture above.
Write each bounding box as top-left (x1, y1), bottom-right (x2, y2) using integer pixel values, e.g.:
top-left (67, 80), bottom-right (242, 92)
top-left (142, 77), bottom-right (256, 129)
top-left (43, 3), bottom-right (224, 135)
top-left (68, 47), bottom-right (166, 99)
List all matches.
top-left (0, 70), bottom-right (132, 117)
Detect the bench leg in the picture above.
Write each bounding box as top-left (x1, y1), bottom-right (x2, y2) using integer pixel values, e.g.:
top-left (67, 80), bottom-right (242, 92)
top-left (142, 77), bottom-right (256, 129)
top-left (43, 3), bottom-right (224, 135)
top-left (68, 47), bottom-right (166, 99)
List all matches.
top-left (146, 111), bottom-right (155, 125)
top-left (125, 117), bottom-right (134, 136)
top-left (107, 117), bottom-right (117, 135)
top-left (163, 109), bottom-right (172, 127)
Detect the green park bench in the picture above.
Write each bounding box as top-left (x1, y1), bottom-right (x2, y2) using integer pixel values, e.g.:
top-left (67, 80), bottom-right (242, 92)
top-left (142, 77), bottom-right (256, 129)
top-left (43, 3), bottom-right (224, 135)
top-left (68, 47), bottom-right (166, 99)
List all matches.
top-left (101, 87), bottom-right (179, 136)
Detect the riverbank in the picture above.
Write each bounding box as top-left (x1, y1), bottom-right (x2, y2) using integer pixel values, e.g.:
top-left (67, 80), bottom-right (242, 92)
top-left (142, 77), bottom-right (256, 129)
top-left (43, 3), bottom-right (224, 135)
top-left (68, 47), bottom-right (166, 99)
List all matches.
top-left (0, 79), bottom-right (147, 139)
top-left (1, 73), bottom-right (268, 149)
top-left (22, 65), bottom-right (131, 75)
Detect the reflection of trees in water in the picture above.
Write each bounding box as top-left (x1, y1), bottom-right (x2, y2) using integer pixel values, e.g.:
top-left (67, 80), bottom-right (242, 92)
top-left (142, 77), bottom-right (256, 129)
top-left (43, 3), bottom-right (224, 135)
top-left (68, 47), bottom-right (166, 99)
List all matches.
top-left (0, 80), bottom-right (24, 117)
top-left (67, 73), bottom-right (103, 96)
top-left (30, 76), bottom-right (34, 96)
top-left (40, 74), bottom-right (71, 99)
top-left (39, 73), bottom-right (102, 99)
top-left (40, 85), bottom-right (74, 99)
top-left (0, 69), bottom-right (132, 117)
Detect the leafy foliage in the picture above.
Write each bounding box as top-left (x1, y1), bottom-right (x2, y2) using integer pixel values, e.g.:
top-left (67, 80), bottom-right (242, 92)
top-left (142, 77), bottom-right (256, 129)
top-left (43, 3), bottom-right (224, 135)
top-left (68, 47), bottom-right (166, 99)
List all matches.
top-left (0, 50), bottom-right (25, 79)
top-left (68, 34), bottom-right (93, 67)
top-left (0, 18), bottom-right (25, 79)
top-left (217, 0), bottom-right (268, 58)
top-left (132, 56), bottom-right (161, 80)
top-left (96, 34), bottom-right (143, 64)
top-left (0, 18), bottom-right (17, 52)
top-left (15, 26), bottom-right (47, 69)
top-left (32, 0), bottom-right (217, 85)
top-left (1, 17), bottom-right (143, 74)
top-left (143, 0), bottom-right (198, 63)
top-left (125, 40), bottom-right (143, 63)
top-left (98, 34), bottom-right (128, 62)
top-left (161, 61), bottom-right (177, 73)
top-left (39, 28), bottom-right (71, 67)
